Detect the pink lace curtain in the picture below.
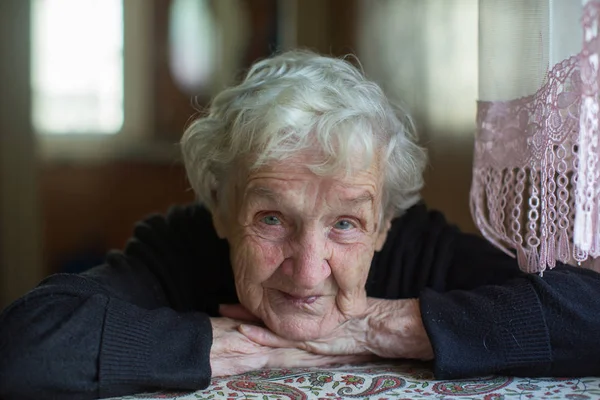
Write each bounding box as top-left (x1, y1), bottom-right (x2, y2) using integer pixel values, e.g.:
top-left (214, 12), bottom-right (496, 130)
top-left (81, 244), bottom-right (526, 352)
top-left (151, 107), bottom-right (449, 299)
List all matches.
top-left (470, 0), bottom-right (600, 273)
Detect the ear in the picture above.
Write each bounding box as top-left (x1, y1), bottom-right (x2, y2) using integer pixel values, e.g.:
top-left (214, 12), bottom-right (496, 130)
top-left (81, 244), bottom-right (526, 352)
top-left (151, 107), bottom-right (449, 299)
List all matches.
top-left (374, 219), bottom-right (392, 252)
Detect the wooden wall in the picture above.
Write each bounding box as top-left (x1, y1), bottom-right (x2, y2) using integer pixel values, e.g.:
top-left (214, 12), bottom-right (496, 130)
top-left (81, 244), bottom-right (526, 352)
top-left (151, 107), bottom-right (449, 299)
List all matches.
top-left (40, 162), bottom-right (193, 274)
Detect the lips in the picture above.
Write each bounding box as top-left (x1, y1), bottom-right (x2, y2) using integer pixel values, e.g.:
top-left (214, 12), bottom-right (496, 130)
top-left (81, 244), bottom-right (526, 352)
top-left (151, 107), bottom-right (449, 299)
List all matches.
top-left (281, 291), bottom-right (320, 304)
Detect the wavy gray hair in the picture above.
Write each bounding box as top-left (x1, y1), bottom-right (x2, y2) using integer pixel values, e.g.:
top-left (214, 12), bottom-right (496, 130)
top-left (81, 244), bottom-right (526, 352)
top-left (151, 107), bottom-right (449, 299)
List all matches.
top-left (181, 50), bottom-right (427, 223)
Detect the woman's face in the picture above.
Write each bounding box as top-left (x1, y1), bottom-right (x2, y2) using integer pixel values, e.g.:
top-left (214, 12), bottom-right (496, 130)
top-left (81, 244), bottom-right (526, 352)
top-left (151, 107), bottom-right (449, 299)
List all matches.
top-left (213, 152), bottom-right (390, 340)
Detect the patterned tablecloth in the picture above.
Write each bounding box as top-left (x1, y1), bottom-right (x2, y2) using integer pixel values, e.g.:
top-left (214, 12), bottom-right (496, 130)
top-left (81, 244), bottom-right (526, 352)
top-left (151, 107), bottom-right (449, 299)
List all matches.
top-left (108, 362), bottom-right (600, 400)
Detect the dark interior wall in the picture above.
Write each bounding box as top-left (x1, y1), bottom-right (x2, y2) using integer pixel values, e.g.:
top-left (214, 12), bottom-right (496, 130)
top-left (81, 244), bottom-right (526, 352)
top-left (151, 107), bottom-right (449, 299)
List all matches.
top-left (296, 0), bottom-right (357, 55)
top-left (421, 137), bottom-right (477, 234)
top-left (0, 0), bottom-right (44, 307)
top-left (41, 162), bottom-right (193, 274)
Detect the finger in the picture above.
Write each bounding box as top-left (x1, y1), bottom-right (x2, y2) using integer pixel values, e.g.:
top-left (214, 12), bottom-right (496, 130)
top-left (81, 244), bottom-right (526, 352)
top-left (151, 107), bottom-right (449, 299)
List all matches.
top-left (210, 317), bottom-right (243, 332)
top-left (219, 304), bottom-right (262, 322)
top-left (239, 324), bottom-right (305, 349)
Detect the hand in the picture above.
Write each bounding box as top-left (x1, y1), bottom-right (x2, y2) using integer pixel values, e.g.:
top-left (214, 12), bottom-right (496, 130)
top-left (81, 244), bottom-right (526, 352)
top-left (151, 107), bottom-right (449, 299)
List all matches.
top-left (224, 299), bottom-right (434, 361)
top-left (218, 303), bottom-right (370, 356)
top-left (210, 307), bottom-right (373, 377)
top-left (365, 298), bottom-right (434, 360)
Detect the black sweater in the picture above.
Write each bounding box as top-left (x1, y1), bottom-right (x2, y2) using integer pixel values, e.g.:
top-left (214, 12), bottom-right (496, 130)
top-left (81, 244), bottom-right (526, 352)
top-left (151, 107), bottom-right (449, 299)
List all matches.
top-left (1, 203), bottom-right (599, 399)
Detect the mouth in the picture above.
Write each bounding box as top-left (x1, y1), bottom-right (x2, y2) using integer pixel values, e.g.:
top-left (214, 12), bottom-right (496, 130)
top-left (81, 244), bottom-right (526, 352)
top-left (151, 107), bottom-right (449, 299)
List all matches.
top-left (280, 291), bottom-right (321, 305)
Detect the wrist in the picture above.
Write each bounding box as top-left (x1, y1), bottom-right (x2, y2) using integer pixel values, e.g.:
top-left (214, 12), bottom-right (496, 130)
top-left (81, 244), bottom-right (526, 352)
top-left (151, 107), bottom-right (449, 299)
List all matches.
top-left (365, 298), bottom-right (434, 360)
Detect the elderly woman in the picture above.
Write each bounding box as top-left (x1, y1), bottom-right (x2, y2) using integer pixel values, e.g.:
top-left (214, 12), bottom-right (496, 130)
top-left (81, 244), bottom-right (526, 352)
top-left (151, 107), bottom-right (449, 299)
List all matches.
top-left (1, 51), bottom-right (600, 399)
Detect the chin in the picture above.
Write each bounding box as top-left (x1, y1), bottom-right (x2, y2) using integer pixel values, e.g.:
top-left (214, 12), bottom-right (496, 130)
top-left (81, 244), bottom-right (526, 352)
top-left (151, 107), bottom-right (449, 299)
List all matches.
top-left (264, 314), bottom-right (337, 341)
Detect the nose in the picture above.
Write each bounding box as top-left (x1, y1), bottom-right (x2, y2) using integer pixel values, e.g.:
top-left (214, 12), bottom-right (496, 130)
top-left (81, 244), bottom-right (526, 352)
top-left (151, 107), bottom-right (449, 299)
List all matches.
top-left (282, 227), bottom-right (331, 289)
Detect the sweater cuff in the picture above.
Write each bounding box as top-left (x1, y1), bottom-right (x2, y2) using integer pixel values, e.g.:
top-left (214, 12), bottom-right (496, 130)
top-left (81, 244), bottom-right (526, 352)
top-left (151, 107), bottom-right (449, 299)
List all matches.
top-left (420, 279), bottom-right (552, 379)
top-left (99, 297), bottom-right (213, 397)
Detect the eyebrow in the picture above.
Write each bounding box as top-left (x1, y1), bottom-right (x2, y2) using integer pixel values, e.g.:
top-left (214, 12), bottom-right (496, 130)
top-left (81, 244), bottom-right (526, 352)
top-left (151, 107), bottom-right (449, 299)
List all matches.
top-left (245, 186), bottom-right (282, 203)
top-left (343, 191), bottom-right (375, 207)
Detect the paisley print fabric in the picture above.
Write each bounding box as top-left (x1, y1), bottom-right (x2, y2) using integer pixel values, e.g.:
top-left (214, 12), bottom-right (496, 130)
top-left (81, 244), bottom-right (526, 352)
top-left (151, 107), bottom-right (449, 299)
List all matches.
top-left (107, 362), bottom-right (600, 399)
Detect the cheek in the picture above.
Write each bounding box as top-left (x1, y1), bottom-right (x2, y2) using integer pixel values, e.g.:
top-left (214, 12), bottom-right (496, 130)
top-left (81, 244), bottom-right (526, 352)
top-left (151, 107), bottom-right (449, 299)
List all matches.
top-left (330, 241), bottom-right (375, 289)
top-left (231, 234), bottom-right (284, 283)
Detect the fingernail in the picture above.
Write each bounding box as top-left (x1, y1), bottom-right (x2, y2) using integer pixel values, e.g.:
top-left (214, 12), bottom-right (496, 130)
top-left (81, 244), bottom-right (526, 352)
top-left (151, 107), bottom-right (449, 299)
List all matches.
top-left (238, 324), bottom-right (253, 334)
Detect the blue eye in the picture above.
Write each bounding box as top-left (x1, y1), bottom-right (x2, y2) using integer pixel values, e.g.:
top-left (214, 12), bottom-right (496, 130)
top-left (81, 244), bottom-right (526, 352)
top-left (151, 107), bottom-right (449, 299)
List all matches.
top-left (334, 220), bottom-right (354, 230)
top-left (262, 215), bottom-right (281, 225)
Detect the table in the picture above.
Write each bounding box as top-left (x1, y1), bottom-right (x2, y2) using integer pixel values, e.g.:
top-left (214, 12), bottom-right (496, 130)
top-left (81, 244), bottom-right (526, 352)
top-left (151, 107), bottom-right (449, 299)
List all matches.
top-left (108, 361), bottom-right (600, 399)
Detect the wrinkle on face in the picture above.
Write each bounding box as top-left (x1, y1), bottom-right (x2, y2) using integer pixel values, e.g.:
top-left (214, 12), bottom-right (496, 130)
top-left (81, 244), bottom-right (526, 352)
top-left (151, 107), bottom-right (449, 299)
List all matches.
top-left (214, 150), bottom-right (389, 340)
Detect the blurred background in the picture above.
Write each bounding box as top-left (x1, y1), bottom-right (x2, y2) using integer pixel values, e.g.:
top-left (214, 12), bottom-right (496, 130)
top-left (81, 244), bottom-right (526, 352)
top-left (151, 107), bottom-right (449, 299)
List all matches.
top-left (0, 0), bottom-right (478, 309)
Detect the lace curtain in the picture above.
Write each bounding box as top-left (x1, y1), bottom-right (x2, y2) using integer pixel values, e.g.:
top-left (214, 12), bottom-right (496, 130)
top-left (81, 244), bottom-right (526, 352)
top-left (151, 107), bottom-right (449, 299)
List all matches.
top-left (471, 0), bottom-right (600, 273)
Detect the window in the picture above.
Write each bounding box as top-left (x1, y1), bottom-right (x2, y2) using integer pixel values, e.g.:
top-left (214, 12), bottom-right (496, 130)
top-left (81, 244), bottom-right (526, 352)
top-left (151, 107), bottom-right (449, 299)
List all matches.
top-left (30, 0), bottom-right (124, 134)
top-left (168, 0), bottom-right (217, 95)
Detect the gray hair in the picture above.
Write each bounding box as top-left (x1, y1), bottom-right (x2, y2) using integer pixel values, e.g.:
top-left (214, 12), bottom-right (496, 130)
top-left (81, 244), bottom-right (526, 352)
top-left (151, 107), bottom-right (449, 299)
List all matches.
top-left (181, 50), bottom-right (427, 222)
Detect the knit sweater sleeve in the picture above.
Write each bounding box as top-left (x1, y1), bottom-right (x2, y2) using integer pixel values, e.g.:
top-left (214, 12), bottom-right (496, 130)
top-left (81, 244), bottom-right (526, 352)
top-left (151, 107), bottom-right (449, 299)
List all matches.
top-left (420, 228), bottom-right (600, 379)
top-left (0, 204), bottom-right (231, 399)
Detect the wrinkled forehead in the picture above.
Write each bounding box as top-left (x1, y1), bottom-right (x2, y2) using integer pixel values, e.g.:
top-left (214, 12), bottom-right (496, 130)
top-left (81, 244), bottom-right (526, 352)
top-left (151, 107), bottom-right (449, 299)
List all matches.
top-left (241, 155), bottom-right (384, 206)
top-left (254, 144), bottom-right (384, 178)
top-left (246, 127), bottom-right (385, 175)
top-left (248, 147), bottom-right (383, 185)
top-left (219, 146), bottom-right (386, 212)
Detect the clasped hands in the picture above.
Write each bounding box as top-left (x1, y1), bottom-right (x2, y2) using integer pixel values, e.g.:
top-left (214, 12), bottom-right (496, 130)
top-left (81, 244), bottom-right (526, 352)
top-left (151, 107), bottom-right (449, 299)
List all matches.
top-left (209, 298), bottom-right (434, 377)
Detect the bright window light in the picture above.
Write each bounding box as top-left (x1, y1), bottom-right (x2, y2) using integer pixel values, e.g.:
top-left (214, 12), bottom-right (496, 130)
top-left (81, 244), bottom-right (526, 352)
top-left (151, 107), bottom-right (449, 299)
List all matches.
top-left (31, 0), bottom-right (124, 134)
top-left (169, 0), bottom-right (216, 94)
